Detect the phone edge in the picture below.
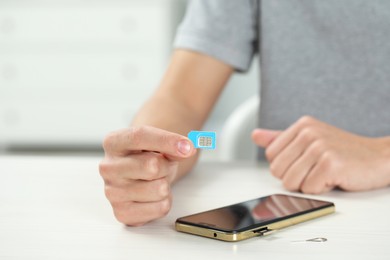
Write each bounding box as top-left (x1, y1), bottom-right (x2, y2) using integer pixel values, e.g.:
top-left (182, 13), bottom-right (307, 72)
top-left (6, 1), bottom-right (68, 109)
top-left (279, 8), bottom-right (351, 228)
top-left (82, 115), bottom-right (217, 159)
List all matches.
top-left (175, 205), bottom-right (335, 242)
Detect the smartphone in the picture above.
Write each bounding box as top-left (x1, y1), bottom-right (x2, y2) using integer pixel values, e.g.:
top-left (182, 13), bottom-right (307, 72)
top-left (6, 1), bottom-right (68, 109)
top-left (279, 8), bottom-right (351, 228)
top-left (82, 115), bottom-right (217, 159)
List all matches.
top-left (175, 194), bottom-right (335, 242)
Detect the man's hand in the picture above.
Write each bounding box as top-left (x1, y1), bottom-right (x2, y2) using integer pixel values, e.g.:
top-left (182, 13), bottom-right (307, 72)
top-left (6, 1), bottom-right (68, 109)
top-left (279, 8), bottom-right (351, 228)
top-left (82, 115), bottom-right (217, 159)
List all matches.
top-left (252, 116), bottom-right (390, 194)
top-left (99, 50), bottom-right (233, 226)
top-left (99, 126), bottom-right (196, 226)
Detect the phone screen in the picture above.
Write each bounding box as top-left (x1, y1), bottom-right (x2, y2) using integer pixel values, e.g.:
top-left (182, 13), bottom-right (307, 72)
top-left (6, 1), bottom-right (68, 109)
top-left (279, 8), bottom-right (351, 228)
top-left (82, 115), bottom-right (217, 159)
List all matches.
top-left (177, 194), bottom-right (334, 232)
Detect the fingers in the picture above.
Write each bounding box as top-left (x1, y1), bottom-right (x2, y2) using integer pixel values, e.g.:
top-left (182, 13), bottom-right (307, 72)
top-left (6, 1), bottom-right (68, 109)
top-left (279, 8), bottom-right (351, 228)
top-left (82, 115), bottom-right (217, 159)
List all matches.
top-left (251, 128), bottom-right (281, 148)
top-left (281, 142), bottom-right (338, 194)
top-left (257, 116), bottom-right (341, 194)
top-left (253, 117), bottom-right (318, 180)
top-left (265, 116), bottom-right (319, 162)
top-left (99, 126), bottom-right (193, 226)
top-left (99, 152), bottom-right (178, 183)
top-left (280, 145), bottom-right (318, 191)
top-left (100, 150), bottom-right (178, 226)
top-left (300, 152), bottom-right (338, 194)
top-left (271, 129), bottom-right (319, 181)
top-left (105, 177), bottom-right (170, 203)
top-left (112, 196), bottom-right (172, 226)
top-left (103, 126), bottom-right (196, 159)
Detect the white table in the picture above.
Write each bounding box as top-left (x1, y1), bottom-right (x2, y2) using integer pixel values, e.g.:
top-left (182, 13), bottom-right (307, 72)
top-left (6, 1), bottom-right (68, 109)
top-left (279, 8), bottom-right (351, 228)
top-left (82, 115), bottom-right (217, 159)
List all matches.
top-left (1, 155), bottom-right (389, 259)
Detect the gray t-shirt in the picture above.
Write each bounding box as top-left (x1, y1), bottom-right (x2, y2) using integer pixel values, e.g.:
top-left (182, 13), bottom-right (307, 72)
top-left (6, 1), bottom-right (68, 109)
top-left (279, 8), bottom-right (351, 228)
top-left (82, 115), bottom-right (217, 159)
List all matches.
top-left (174, 0), bottom-right (390, 143)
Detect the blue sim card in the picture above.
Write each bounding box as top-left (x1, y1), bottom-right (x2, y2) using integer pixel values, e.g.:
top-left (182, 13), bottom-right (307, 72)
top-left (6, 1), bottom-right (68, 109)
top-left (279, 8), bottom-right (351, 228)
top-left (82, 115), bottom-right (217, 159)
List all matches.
top-left (188, 131), bottom-right (216, 149)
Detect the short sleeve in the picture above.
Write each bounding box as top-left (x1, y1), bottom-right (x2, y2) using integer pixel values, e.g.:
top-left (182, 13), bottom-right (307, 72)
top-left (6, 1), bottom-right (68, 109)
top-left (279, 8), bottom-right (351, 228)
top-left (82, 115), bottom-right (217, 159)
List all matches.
top-left (174, 0), bottom-right (258, 72)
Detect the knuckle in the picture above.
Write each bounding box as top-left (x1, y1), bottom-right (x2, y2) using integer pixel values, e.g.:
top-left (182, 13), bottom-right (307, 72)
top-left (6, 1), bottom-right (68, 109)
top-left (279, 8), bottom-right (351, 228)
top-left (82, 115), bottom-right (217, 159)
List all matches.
top-left (149, 156), bottom-right (161, 178)
top-left (308, 140), bottom-right (327, 157)
top-left (320, 151), bottom-right (334, 166)
top-left (319, 151), bottom-right (339, 172)
top-left (297, 115), bottom-right (315, 127)
top-left (102, 131), bottom-right (117, 151)
top-left (297, 127), bottom-right (316, 144)
top-left (113, 209), bottom-right (132, 226)
top-left (99, 160), bottom-right (110, 174)
top-left (99, 160), bottom-right (113, 180)
top-left (158, 199), bottom-right (171, 217)
top-left (265, 148), bottom-right (274, 161)
top-left (113, 205), bottom-right (146, 226)
top-left (104, 186), bottom-right (119, 202)
top-left (143, 155), bottom-right (161, 180)
top-left (156, 178), bottom-right (170, 199)
top-left (112, 207), bottom-right (127, 224)
top-left (127, 126), bottom-right (144, 147)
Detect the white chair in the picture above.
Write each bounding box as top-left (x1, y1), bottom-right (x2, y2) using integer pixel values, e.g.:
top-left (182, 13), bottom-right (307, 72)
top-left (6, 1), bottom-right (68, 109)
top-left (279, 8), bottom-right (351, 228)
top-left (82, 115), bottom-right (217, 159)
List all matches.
top-left (219, 95), bottom-right (260, 161)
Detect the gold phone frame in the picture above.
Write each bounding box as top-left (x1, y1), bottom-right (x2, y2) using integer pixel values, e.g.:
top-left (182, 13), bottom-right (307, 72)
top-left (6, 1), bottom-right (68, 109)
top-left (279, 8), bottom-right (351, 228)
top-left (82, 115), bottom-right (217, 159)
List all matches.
top-left (175, 205), bottom-right (335, 242)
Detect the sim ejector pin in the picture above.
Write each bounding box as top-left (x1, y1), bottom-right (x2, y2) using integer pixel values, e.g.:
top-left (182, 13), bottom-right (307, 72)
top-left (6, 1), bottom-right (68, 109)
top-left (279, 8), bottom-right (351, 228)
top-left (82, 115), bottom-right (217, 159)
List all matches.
top-left (292, 237), bottom-right (327, 243)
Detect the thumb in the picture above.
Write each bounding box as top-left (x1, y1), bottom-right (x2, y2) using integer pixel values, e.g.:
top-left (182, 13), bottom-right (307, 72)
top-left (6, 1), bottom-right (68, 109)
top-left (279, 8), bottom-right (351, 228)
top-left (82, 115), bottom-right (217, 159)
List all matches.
top-left (251, 128), bottom-right (282, 148)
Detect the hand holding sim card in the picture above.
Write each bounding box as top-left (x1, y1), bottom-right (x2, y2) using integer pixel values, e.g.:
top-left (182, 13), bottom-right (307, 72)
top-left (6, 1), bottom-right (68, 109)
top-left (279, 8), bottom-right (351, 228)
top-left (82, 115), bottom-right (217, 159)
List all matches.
top-left (188, 131), bottom-right (216, 149)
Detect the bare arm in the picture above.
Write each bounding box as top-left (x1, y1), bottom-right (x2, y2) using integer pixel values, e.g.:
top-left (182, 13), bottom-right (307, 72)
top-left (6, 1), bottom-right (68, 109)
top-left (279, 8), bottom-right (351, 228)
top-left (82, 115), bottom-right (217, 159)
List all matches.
top-left (132, 49), bottom-right (234, 180)
top-left (252, 116), bottom-right (390, 194)
top-left (99, 49), bottom-right (233, 225)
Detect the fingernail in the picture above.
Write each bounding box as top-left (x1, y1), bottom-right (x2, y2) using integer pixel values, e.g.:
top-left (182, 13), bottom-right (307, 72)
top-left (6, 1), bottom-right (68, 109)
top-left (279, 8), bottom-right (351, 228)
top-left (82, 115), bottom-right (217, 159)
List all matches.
top-left (177, 140), bottom-right (191, 155)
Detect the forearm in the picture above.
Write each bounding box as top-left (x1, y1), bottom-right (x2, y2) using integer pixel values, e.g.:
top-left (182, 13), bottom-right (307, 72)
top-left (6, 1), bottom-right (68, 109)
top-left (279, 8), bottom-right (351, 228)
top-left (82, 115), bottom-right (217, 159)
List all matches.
top-left (131, 50), bottom-right (233, 180)
top-left (132, 91), bottom-right (204, 136)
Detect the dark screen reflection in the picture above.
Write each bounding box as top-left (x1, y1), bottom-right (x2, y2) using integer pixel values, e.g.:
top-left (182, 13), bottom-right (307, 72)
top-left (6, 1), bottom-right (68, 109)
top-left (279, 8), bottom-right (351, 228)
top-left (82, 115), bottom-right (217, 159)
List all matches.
top-left (180, 194), bottom-right (331, 231)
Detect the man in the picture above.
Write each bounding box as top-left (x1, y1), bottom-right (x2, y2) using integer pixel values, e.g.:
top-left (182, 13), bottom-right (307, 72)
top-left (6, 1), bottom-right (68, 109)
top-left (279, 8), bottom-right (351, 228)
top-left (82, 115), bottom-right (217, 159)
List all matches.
top-left (99, 0), bottom-right (390, 226)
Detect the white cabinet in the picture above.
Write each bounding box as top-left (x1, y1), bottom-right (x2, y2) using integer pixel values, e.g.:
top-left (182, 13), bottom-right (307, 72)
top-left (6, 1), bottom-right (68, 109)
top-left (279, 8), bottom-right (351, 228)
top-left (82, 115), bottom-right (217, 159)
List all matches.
top-left (0, 0), bottom-right (183, 148)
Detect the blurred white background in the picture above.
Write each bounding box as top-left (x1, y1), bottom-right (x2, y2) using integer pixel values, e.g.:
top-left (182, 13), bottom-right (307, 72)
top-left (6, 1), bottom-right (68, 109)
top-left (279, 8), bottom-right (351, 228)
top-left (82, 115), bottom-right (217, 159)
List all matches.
top-left (0, 0), bottom-right (257, 160)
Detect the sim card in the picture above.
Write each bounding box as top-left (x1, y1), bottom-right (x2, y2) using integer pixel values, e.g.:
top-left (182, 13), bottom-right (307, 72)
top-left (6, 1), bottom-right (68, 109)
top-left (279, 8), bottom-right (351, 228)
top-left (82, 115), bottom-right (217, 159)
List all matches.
top-left (188, 131), bottom-right (216, 149)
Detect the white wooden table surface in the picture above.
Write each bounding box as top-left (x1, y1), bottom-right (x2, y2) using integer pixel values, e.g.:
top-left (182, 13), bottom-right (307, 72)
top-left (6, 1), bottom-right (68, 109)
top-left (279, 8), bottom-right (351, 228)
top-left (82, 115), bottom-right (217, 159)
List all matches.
top-left (0, 155), bottom-right (389, 259)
